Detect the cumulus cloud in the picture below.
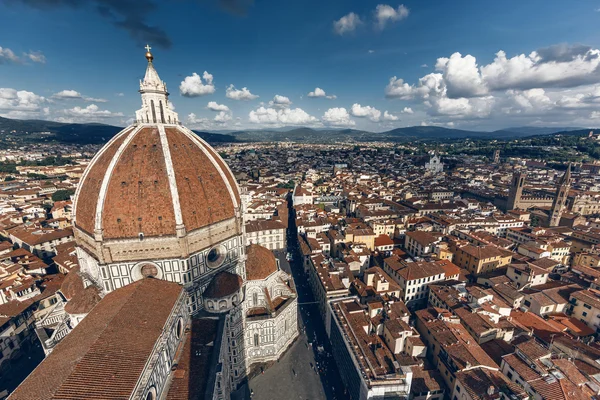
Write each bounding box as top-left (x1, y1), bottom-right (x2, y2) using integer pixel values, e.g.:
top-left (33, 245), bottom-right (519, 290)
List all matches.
top-left (350, 103), bottom-right (381, 122)
top-left (333, 12), bottom-right (362, 35)
top-left (400, 107), bottom-right (413, 114)
top-left (383, 111), bottom-right (399, 121)
top-left (214, 110), bottom-right (232, 123)
top-left (374, 4), bottom-right (409, 29)
top-left (389, 44), bottom-right (600, 103)
top-left (0, 46), bottom-right (45, 64)
top-left (322, 107), bottom-right (355, 126)
top-left (249, 106), bottom-right (318, 126)
top-left (179, 72), bottom-right (215, 97)
top-left (307, 87), bottom-right (337, 99)
top-left (207, 101), bottom-right (230, 112)
top-left (226, 84), bottom-right (258, 100)
top-left (268, 95), bottom-right (292, 108)
top-left (52, 89), bottom-right (107, 102)
top-left (0, 88), bottom-right (47, 118)
top-left (384, 43), bottom-right (600, 122)
top-left (61, 104), bottom-right (123, 120)
top-left (187, 113), bottom-right (210, 126)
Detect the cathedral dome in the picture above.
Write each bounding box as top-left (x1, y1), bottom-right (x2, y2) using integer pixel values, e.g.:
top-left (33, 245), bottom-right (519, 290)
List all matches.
top-left (245, 244), bottom-right (278, 280)
top-left (73, 49), bottom-right (242, 264)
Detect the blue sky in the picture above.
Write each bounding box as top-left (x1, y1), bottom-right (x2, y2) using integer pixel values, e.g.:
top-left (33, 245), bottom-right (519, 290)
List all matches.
top-left (2, 0), bottom-right (600, 132)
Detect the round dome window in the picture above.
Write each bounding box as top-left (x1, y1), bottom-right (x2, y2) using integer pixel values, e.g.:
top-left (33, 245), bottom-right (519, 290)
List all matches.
top-left (141, 264), bottom-right (159, 278)
top-left (206, 245), bottom-right (227, 269)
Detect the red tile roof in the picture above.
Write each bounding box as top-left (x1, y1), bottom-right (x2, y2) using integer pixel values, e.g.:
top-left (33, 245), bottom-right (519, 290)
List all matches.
top-left (10, 278), bottom-right (184, 400)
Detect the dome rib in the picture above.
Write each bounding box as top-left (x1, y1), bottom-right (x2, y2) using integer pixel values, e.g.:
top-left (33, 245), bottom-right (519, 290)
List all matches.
top-left (177, 126), bottom-right (240, 209)
top-left (74, 125), bottom-right (240, 242)
top-left (94, 125), bottom-right (142, 236)
top-left (157, 124), bottom-right (186, 236)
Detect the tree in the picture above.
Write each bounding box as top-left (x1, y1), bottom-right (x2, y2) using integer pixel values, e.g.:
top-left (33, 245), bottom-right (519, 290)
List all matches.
top-left (52, 189), bottom-right (75, 202)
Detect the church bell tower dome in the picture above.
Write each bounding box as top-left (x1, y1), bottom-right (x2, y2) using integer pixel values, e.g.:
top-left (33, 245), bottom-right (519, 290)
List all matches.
top-left (72, 47), bottom-right (242, 265)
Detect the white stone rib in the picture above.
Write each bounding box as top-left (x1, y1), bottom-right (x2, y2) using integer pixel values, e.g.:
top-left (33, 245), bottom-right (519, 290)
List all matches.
top-left (93, 125), bottom-right (143, 236)
top-left (179, 126), bottom-right (240, 209)
top-left (73, 126), bottom-right (135, 224)
top-left (158, 124), bottom-right (185, 233)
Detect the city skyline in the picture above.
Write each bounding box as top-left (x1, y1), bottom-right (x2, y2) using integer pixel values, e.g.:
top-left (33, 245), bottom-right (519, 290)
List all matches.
top-left (2, 0), bottom-right (600, 132)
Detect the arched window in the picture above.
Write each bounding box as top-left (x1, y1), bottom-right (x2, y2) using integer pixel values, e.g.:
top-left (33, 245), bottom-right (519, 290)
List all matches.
top-left (252, 292), bottom-right (258, 306)
top-left (159, 100), bottom-right (166, 124)
top-left (176, 318), bottom-right (184, 339)
top-left (254, 333), bottom-right (259, 347)
top-left (145, 387), bottom-right (157, 400)
top-left (150, 100), bottom-right (157, 123)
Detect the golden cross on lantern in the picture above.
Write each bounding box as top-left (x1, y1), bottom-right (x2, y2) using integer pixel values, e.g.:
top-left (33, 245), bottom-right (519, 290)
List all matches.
top-left (145, 44), bottom-right (151, 52)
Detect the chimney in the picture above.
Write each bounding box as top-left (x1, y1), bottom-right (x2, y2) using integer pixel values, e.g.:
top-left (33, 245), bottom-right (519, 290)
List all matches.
top-left (487, 386), bottom-right (495, 396)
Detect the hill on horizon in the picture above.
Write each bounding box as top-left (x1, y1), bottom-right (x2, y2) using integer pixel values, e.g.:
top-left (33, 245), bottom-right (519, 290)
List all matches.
top-left (0, 116), bottom-right (595, 145)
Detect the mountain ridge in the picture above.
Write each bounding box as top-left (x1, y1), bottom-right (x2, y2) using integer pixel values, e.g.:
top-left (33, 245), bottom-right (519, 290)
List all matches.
top-left (0, 116), bottom-right (595, 145)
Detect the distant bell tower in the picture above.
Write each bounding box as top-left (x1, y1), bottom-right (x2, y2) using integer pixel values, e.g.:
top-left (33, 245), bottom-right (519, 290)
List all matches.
top-left (493, 149), bottom-right (500, 164)
top-left (507, 171), bottom-right (526, 210)
top-left (549, 163), bottom-right (572, 227)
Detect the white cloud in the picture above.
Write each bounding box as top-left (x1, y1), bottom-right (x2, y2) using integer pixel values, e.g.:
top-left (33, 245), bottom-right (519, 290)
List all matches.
top-left (179, 72), bottom-right (215, 97)
top-left (0, 47), bottom-right (20, 64)
top-left (0, 88), bottom-right (47, 118)
top-left (385, 77), bottom-right (419, 99)
top-left (61, 104), bottom-right (123, 121)
top-left (187, 113), bottom-right (210, 126)
top-left (383, 111), bottom-right (399, 121)
top-left (268, 95), bottom-right (292, 108)
top-left (436, 53), bottom-right (487, 98)
top-left (53, 89), bottom-right (82, 100)
top-left (116, 92), bottom-right (125, 97)
top-left (214, 111), bottom-right (232, 123)
top-left (52, 89), bottom-right (107, 103)
top-left (374, 4), bottom-right (409, 29)
top-left (383, 44), bottom-right (600, 120)
top-left (0, 47), bottom-right (45, 64)
top-left (207, 101), bottom-right (230, 112)
top-left (400, 107), bottom-right (413, 114)
top-left (350, 103), bottom-right (381, 122)
top-left (249, 106), bottom-right (318, 126)
top-left (226, 84), bottom-right (259, 100)
top-left (322, 107), bottom-right (355, 126)
top-left (307, 87), bottom-right (337, 99)
top-left (25, 51), bottom-right (45, 64)
top-left (333, 12), bottom-right (362, 35)
top-left (506, 88), bottom-right (552, 111)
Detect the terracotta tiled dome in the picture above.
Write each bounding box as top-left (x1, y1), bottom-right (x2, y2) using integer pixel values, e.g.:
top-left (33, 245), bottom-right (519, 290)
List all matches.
top-left (246, 244), bottom-right (278, 281)
top-left (73, 125), bottom-right (240, 240)
top-left (203, 271), bottom-right (243, 299)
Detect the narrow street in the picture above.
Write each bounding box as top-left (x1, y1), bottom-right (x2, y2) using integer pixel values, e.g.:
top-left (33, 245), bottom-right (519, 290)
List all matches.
top-left (281, 195), bottom-right (347, 400)
top-left (242, 194), bottom-right (347, 400)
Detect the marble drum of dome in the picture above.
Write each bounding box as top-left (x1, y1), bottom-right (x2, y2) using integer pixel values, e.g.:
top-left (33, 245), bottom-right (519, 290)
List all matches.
top-left (71, 48), bottom-right (246, 299)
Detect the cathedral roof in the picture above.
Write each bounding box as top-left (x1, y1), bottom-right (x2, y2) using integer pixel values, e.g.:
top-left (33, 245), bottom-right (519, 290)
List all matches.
top-left (73, 50), bottom-right (241, 247)
top-left (64, 284), bottom-right (102, 315)
top-left (245, 244), bottom-right (278, 280)
top-left (9, 278), bottom-right (184, 400)
top-left (203, 271), bottom-right (243, 299)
